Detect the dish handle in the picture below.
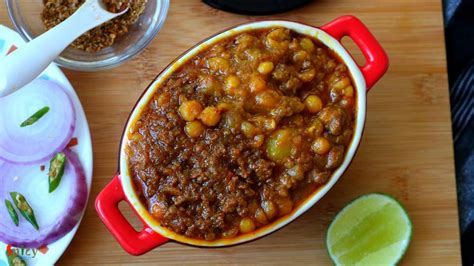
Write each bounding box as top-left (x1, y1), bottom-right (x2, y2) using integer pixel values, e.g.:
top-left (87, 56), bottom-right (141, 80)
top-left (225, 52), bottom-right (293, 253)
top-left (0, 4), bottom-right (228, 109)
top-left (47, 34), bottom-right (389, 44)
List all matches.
top-left (95, 174), bottom-right (169, 255)
top-left (321, 15), bottom-right (389, 90)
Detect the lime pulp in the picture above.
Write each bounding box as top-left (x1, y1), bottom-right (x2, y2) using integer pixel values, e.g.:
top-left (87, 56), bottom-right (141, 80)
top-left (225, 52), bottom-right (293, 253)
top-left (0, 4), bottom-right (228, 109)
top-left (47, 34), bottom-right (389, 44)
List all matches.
top-left (326, 193), bottom-right (412, 265)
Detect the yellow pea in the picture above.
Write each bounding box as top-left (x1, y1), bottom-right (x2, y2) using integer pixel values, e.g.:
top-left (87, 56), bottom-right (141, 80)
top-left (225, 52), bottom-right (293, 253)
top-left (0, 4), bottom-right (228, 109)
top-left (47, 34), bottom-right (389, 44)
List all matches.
top-left (255, 208), bottom-right (268, 225)
top-left (293, 50), bottom-right (308, 62)
top-left (257, 61), bottom-right (274, 75)
top-left (263, 118), bottom-right (276, 131)
top-left (244, 48), bottom-right (262, 62)
top-left (305, 119), bottom-right (324, 138)
top-left (241, 121), bottom-right (259, 138)
top-left (312, 137), bottom-right (331, 155)
top-left (304, 95), bottom-right (323, 113)
top-left (300, 37), bottom-right (315, 53)
top-left (332, 77), bottom-right (351, 90)
top-left (199, 75), bottom-right (221, 96)
top-left (239, 218), bottom-right (256, 234)
top-left (179, 100), bottom-right (203, 121)
top-left (208, 57), bottom-right (230, 73)
top-left (224, 75), bottom-right (241, 95)
top-left (249, 74), bottom-right (267, 93)
top-left (198, 106), bottom-right (221, 126)
top-left (267, 28), bottom-right (290, 41)
top-left (261, 200), bottom-right (277, 220)
top-left (184, 121), bottom-right (205, 138)
top-left (255, 90), bottom-right (281, 109)
top-left (344, 85), bottom-right (354, 97)
top-left (299, 68), bottom-right (316, 82)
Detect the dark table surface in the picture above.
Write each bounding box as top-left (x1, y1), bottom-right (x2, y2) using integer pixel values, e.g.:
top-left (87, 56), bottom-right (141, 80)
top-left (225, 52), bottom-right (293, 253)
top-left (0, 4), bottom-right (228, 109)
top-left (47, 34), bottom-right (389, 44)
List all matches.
top-left (443, 0), bottom-right (474, 265)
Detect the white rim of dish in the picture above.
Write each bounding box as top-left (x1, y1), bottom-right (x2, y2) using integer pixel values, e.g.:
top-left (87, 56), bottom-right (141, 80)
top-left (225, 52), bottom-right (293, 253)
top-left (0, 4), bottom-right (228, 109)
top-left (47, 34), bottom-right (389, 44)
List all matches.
top-left (119, 20), bottom-right (367, 247)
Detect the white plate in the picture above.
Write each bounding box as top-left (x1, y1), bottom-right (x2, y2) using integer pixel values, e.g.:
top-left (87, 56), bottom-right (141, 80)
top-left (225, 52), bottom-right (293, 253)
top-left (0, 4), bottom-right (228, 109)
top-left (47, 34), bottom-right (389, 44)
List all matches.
top-left (0, 25), bottom-right (93, 266)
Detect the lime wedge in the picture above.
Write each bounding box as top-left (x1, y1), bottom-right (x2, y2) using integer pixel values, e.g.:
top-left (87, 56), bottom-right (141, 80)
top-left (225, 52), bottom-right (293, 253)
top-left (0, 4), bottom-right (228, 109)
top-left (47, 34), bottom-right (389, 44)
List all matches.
top-left (326, 193), bottom-right (412, 265)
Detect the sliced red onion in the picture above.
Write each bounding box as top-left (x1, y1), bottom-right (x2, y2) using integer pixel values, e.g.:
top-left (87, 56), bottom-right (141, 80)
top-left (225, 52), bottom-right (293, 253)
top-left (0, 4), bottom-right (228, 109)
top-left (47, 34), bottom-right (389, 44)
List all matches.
top-left (0, 149), bottom-right (87, 248)
top-left (0, 79), bottom-right (76, 164)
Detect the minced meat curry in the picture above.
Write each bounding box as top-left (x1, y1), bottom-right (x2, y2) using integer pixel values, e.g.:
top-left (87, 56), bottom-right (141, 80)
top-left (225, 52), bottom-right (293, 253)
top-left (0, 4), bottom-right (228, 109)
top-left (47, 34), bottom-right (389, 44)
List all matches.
top-left (126, 28), bottom-right (356, 240)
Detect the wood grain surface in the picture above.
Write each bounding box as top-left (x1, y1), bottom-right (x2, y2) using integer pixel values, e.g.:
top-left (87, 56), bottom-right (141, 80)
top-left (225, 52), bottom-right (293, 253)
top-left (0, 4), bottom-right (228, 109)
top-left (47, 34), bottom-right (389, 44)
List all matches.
top-left (0, 0), bottom-right (461, 264)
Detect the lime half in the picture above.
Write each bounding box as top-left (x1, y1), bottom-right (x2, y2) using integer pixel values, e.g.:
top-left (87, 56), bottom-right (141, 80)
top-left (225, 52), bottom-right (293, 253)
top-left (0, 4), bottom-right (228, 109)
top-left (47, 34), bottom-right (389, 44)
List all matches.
top-left (326, 193), bottom-right (412, 265)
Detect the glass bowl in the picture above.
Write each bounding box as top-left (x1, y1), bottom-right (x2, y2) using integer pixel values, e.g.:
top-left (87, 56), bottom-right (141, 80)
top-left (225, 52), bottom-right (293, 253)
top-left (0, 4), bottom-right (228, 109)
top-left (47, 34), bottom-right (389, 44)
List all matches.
top-left (5, 0), bottom-right (169, 71)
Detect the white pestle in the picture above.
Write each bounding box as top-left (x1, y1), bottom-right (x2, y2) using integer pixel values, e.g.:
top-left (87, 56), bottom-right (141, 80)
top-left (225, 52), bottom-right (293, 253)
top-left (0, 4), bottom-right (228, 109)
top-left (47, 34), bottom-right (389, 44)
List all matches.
top-left (0, 0), bottom-right (128, 97)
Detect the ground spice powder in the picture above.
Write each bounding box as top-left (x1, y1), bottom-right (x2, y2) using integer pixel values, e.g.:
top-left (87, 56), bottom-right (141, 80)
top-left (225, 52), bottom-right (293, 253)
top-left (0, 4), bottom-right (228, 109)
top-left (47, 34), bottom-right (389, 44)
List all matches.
top-left (41, 0), bottom-right (147, 52)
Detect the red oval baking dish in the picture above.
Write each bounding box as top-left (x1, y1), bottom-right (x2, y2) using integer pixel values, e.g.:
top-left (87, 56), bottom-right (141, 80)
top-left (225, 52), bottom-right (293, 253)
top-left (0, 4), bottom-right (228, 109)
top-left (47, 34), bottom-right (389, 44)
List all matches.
top-left (95, 15), bottom-right (388, 255)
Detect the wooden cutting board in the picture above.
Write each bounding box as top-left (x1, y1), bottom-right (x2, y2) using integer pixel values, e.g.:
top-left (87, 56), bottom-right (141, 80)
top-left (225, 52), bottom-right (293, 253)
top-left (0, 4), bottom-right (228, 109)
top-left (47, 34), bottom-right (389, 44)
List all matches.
top-left (0, 0), bottom-right (461, 264)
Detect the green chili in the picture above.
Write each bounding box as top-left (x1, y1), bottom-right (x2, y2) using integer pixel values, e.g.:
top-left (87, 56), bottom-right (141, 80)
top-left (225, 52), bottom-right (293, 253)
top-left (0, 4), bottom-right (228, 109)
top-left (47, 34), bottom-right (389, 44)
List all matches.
top-left (5, 250), bottom-right (27, 266)
top-left (4, 200), bottom-right (19, 226)
top-left (20, 106), bottom-right (50, 127)
top-left (48, 152), bottom-right (67, 193)
top-left (9, 192), bottom-right (39, 230)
